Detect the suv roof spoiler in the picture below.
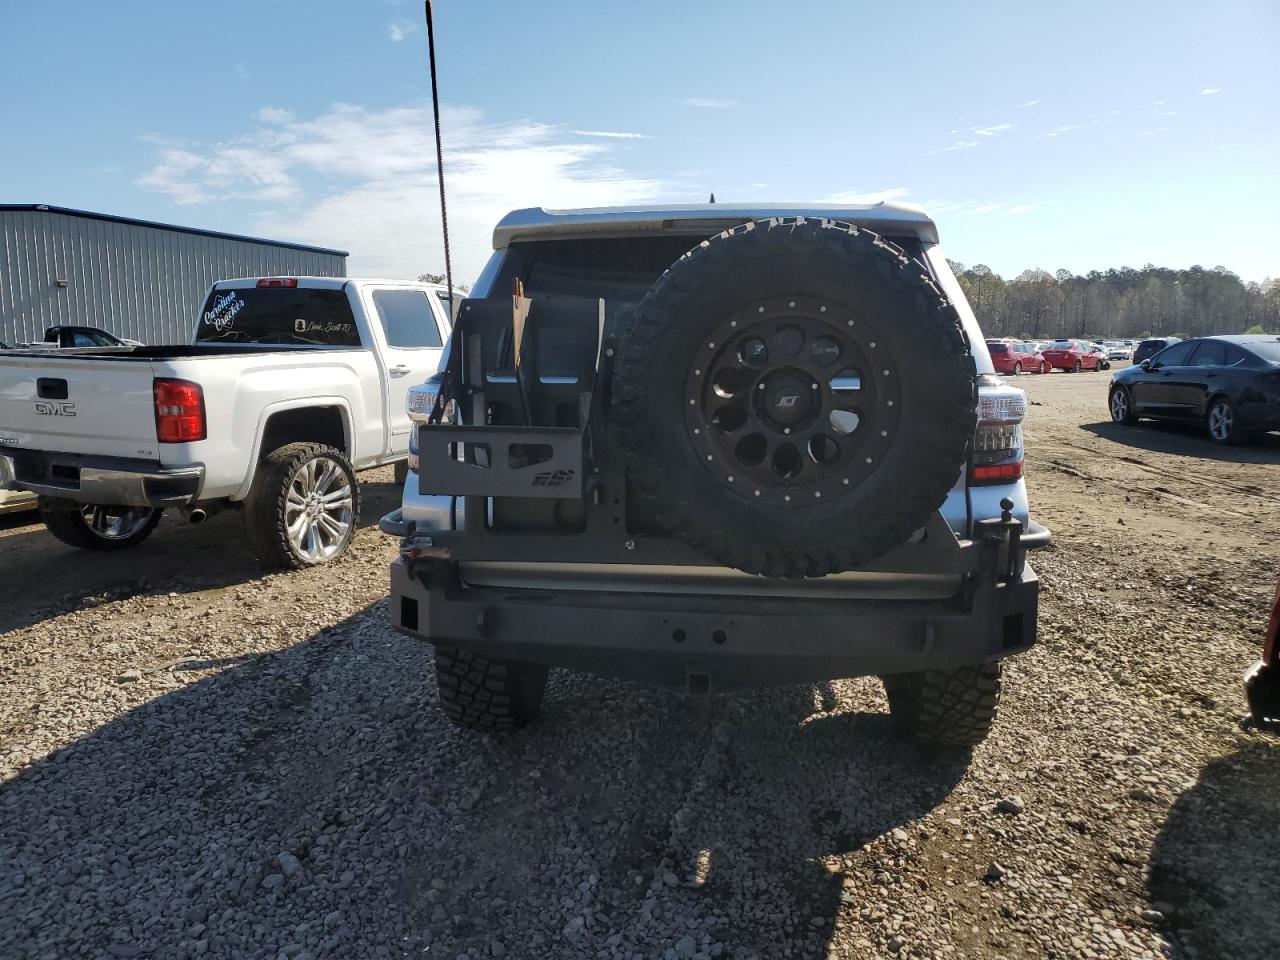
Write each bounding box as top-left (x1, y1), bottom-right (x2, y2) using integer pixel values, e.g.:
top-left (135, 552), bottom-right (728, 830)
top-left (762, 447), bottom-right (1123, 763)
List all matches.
top-left (493, 203), bottom-right (940, 249)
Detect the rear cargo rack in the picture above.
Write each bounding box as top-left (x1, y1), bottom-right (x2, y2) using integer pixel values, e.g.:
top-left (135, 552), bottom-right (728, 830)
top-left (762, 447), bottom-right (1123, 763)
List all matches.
top-left (417, 292), bottom-right (605, 499)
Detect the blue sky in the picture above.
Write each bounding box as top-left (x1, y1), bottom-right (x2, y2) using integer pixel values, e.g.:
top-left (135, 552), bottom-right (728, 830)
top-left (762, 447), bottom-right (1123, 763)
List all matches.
top-left (3, 0), bottom-right (1277, 283)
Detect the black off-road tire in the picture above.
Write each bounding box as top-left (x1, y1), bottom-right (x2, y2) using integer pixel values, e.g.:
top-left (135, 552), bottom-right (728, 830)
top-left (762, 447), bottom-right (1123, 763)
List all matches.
top-left (612, 217), bottom-right (976, 578)
top-left (434, 646), bottom-right (549, 732)
top-left (39, 498), bottom-right (162, 551)
top-left (245, 442), bottom-right (360, 569)
top-left (882, 661), bottom-right (1002, 747)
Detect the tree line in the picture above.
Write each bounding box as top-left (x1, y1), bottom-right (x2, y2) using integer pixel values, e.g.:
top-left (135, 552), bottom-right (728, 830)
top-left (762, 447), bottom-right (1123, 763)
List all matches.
top-left (947, 262), bottom-right (1280, 341)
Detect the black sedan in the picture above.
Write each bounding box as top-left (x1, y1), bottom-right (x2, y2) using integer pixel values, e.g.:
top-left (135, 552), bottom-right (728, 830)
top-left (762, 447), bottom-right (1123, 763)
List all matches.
top-left (1108, 335), bottom-right (1280, 444)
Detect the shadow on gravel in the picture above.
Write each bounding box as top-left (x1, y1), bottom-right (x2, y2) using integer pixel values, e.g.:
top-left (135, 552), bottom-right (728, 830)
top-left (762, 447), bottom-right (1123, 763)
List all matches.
top-left (1148, 740), bottom-right (1280, 960)
top-left (0, 603), bottom-right (969, 960)
top-left (0, 476), bottom-right (402, 635)
top-left (1081, 420), bottom-right (1280, 464)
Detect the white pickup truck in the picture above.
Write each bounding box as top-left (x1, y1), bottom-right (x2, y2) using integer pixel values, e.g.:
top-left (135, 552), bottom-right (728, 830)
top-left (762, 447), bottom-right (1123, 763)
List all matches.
top-left (0, 276), bottom-right (450, 567)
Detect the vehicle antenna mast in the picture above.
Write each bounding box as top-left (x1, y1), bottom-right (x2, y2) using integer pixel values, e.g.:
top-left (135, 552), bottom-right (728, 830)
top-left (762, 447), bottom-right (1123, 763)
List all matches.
top-left (424, 1), bottom-right (453, 305)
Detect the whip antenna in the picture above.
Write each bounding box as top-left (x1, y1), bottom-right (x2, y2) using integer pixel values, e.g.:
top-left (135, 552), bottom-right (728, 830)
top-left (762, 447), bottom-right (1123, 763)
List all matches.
top-left (424, 1), bottom-right (453, 305)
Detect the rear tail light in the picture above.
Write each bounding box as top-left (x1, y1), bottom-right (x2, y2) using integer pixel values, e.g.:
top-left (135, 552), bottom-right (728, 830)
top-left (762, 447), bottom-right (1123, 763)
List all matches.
top-left (154, 378), bottom-right (206, 442)
top-left (972, 388), bottom-right (1026, 485)
top-left (256, 277), bottom-right (298, 288)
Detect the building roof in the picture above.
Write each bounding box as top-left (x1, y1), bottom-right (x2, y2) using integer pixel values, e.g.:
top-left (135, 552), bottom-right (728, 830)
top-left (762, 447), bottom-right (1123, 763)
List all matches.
top-left (0, 204), bottom-right (348, 257)
top-left (493, 202), bottom-right (940, 249)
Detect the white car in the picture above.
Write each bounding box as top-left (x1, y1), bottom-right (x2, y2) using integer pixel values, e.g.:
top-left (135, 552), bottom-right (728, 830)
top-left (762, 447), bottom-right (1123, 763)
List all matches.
top-left (0, 277), bottom-right (450, 566)
top-left (1107, 344), bottom-right (1133, 360)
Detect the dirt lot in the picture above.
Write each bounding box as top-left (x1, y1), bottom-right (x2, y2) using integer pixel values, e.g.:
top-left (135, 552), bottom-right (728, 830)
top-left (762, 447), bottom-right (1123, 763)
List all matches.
top-left (2, 367), bottom-right (1278, 960)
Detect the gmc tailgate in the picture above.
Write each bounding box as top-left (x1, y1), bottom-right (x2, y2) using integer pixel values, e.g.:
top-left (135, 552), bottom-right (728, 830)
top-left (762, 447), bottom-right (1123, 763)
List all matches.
top-left (0, 352), bottom-right (163, 460)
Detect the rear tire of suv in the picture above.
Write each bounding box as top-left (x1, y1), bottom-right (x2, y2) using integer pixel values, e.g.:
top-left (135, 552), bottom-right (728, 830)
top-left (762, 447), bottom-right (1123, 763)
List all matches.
top-left (613, 217), bottom-right (977, 578)
top-left (246, 442), bottom-right (360, 569)
top-left (882, 661), bottom-right (1002, 747)
top-left (39, 498), bottom-right (162, 551)
top-left (434, 646), bottom-right (549, 731)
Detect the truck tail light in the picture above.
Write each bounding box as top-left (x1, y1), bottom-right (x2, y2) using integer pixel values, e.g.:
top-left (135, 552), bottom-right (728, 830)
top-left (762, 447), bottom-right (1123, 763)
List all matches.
top-left (256, 277), bottom-right (298, 288)
top-left (154, 378), bottom-right (206, 442)
top-left (972, 386), bottom-right (1026, 485)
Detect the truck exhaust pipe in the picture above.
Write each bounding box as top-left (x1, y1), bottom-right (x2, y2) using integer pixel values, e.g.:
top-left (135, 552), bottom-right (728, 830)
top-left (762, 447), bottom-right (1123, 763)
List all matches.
top-left (186, 508), bottom-right (207, 524)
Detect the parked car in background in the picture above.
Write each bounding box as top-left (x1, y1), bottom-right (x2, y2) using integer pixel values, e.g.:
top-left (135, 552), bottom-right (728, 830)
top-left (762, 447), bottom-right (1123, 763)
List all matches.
top-left (7, 326), bottom-right (143, 349)
top-left (1, 277), bottom-right (450, 565)
top-left (1107, 343), bottom-right (1133, 361)
top-left (987, 339), bottom-right (1048, 375)
top-left (1108, 335), bottom-right (1280, 444)
top-left (1041, 339), bottom-right (1108, 372)
top-left (1133, 337), bottom-right (1181, 365)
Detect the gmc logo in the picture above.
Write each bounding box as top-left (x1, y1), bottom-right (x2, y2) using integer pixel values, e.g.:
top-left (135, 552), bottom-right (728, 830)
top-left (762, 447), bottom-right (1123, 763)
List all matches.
top-left (34, 401), bottom-right (76, 417)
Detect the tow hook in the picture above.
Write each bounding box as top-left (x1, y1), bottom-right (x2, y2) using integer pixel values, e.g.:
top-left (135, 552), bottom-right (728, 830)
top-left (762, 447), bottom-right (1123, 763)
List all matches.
top-left (1244, 578), bottom-right (1280, 731)
top-left (975, 497), bottom-right (1024, 583)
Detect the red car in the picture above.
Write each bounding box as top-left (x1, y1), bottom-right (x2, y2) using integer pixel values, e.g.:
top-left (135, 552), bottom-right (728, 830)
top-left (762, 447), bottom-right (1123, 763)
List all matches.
top-left (1041, 339), bottom-right (1108, 372)
top-left (986, 340), bottom-right (1051, 375)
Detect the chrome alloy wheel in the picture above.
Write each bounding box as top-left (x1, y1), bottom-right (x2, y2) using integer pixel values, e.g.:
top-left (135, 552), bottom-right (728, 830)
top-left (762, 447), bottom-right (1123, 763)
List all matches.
top-left (1208, 401), bottom-right (1234, 442)
top-left (79, 505), bottom-right (156, 540)
top-left (284, 456), bottom-right (354, 561)
top-left (1110, 389), bottom-right (1129, 423)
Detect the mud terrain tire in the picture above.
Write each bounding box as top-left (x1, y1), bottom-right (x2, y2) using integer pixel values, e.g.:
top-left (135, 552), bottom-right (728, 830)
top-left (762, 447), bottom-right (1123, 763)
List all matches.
top-left (882, 661), bottom-right (1002, 747)
top-left (612, 217), bottom-right (976, 578)
top-left (434, 646), bottom-right (549, 732)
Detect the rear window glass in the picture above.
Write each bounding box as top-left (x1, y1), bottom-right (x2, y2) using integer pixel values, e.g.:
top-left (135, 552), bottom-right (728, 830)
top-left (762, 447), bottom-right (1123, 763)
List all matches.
top-left (196, 287), bottom-right (359, 346)
top-left (986, 342), bottom-right (1008, 353)
top-left (1249, 340), bottom-right (1280, 362)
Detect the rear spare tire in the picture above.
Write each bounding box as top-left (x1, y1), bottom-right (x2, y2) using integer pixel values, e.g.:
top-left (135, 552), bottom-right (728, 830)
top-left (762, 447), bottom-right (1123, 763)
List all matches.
top-left (612, 217), bottom-right (976, 578)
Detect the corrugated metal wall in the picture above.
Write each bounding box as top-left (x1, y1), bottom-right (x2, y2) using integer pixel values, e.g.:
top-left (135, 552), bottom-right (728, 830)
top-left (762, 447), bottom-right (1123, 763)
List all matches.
top-left (0, 209), bottom-right (347, 346)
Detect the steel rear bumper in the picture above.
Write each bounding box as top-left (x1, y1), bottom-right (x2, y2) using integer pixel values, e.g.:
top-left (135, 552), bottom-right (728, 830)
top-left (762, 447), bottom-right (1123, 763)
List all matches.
top-left (2, 450), bottom-right (203, 508)
top-left (389, 547), bottom-right (1043, 692)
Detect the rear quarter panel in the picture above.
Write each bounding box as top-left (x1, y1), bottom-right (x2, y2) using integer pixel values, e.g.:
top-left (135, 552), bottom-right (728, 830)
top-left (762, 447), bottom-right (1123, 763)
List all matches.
top-left (156, 350), bottom-right (382, 500)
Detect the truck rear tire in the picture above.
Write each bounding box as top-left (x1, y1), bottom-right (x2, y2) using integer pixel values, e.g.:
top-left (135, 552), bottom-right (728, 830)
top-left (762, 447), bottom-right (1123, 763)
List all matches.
top-left (882, 661), bottom-right (1002, 747)
top-left (38, 498), bottom-right (162, 551)
top-left (612, 217), bottom-right (976, 578)
top-left (245, 442), bottom-right (360, 569)
top-left (434, 646), bottom-right (549, 732)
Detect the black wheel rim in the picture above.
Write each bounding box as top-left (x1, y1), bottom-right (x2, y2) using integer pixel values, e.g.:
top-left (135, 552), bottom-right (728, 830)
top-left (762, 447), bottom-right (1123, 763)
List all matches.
top-left (682, 295), bottom-right (901, 506)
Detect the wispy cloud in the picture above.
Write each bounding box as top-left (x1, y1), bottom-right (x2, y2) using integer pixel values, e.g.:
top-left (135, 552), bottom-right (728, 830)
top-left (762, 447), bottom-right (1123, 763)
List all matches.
top-left (256, 106), bottom-right (294, 125)
top-left (1200, 87), bottom-right (1221, 95)
top-left (684, 98), bottom-right (735, 109)
top-left (233, 63), bottom-right (250, 81)
top-left (570, 130), bottom-right (650, 139)
top-left (821, 187), bottom-right (911, 205)
top-left (1141, 127), bottom-right (1173, 136)
top-left (970, 122), bottom-right (1013, 137)
top-left (1018, 99), bottom-right (1041, 109)
top-left (927, 198), bottom-right (1040, 218)
top-left (942, 140), bottom-right (980, 151)
top-left (136, 103), bottom-right (665, 280)
top-left (388, 19), bottom-right (418, 42)
top-left (1042, 124), bottom-right (1084, 138)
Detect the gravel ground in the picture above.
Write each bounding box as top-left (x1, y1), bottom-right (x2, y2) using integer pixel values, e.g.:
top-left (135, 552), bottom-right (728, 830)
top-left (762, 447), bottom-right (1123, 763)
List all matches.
top-left (2, 369), bottom-right (1278, 960)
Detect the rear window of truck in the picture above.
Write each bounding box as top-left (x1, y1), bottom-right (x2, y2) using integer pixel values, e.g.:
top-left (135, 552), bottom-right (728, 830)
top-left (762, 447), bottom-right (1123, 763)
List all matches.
top-left (196, 287), bottom-right (360, 347)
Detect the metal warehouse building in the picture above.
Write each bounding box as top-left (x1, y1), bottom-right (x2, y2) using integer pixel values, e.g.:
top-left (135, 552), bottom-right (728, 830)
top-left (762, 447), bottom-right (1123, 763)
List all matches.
top-left (0, 204), bottom-right (348, 347)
